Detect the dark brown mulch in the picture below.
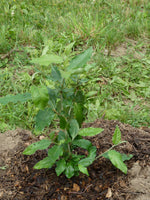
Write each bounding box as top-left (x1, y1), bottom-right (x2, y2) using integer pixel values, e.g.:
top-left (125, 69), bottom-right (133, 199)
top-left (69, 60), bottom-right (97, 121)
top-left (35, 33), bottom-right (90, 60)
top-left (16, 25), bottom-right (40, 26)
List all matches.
top-left (0, 119), bottom-right (150, 200)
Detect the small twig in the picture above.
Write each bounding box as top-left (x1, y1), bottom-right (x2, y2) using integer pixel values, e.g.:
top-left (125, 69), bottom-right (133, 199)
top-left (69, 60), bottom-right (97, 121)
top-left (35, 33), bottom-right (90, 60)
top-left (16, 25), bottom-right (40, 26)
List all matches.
top-left (96, 141), bottom-right (127, 160)
top-left (68, 184), bottom-right (92, 194)
top-left (1, 48), bottom-right (24, 60)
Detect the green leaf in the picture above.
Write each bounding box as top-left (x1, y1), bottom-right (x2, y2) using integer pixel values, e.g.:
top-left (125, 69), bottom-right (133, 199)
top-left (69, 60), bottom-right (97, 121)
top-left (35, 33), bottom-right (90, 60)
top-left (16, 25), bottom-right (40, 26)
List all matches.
top-left (78, 127), bottom-right (104, 137)
top-left (71, 154), bottom-right (85, 162)
top-left (67, 47), bottom-right (93, 71)
top-left (78, 146), bottom-right (96, 167)
top-left (23, 139), bottom-right (51, 155)
top-left (86, 91), bottom-right (97, 98)
top-left (112, 126), bottom-right (121, 145)
top-left (57, 131), bottom-right (71, 145)
top-left (47, 88), bottom-right (57, 109)
top-left (55, 159), bottom-right (66, 176)
top-left (49, 131), bottom-right (55, 140)
top-left (59, 116), bottom-right (67, 129)
top-left (31, 54), bottom-right (63, 66)
top-left (34, 157), bottom-right (52, 169)
top-left (48, 145), bottom-right (63, 157)
top-left (31, 86), bottom-right (49, 110)
top-left (78, 164), bottom-right (89, 176)
top-left (88, 146), bottom-right (97, 157)
top-left (34, 145), bottom-right (63, 169)
top-left (74, 103), bottom-right (84, 127)
top-left (59, 69), bottom-right (72, 80)
top-left (72, 139), bottom-right (92, 150)
top-left (78, 157), bottom-right (94, 167)
top-left (69, 119), bottom-right (79, 140)
top-left (58, 131), bottom-right (66, 142)
top-left (51, 66), bottom-right (62, 82)
top-left (35, 108), bottom-right (55, 131)
top-left (0, 93), bottom-right (31, 105)
top-left (108, 150), bottom-right (127, 174)
top-left (101, 152), bottom-right (109, 159)
top-left (75, 90), bottom-right (85, 104)
top-left (121, 153), bottom-right (133, 161)
top-left (65, 162), bottom-right (75, 178)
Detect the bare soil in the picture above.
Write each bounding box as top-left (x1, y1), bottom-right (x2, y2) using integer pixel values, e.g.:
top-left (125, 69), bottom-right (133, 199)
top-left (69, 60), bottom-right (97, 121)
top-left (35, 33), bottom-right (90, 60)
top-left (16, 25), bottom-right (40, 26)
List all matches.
top-left (0, 119), bottom-right (150, 200)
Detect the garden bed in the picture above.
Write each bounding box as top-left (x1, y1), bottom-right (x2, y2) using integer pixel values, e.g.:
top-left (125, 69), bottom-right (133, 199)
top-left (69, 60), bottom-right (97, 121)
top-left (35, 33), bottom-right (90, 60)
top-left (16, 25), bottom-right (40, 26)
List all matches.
top-left (0, 119), bottom-right (150, 200)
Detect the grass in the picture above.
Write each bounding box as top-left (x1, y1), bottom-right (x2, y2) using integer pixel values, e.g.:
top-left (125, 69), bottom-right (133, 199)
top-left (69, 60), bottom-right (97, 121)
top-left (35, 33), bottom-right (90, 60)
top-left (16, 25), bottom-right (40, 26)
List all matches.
top-left (0, 0), bottom-right (150, 132)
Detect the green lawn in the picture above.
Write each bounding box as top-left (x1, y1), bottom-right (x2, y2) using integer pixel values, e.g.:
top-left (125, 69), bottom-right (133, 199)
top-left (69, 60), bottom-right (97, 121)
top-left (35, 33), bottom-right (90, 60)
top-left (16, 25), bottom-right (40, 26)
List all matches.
top-left (0, 0), bottom-right (150, 132)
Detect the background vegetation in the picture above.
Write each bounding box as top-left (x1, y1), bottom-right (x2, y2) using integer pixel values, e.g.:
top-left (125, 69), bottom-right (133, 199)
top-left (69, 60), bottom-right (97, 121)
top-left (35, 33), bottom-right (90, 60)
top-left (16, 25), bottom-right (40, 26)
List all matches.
top-left (0, 0), bottom-right (150, 133)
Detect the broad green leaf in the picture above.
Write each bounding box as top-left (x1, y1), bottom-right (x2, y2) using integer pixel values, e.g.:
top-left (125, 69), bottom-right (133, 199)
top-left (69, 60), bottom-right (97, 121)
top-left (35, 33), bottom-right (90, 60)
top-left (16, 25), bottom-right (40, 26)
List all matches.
top-left (31, 54), bottom-right (63, 66)
top-left (48, 145), bottom-right (63, 157)
top-left (112, 126), bottom-right (121, 145)
top-left (121, 153), bottom-right (133, 161)
top-left (34, 157), bottom-right (53, 169)
top-left (88, 146), bottom-right (97, 157)
top-left (71, 154), bottom-right (85, 162)
top-left (51, 66), bottom-right (62, 82)
top-left (34, 145), bottom-right (63, 169)
top-left (65, 162), bottom-right (74, 178)
top-left (0, 93), bottom-right (31, 105)
top-left (72, 139), bottom-right (92, 150)
top-left (74, 103), bottom-right (84, 128)
top-left (78, 146), bottom-right (96, 167)
top-left (69, 119), bottom-right (79, 140)
top-left (78, 127), bottom-right (104, 137)
top-left (23, 139), bottom-right (51, 155)
top-left (35, 108), bottom-right (55, 131)
top-left (75, 90), bottom-right (85, 104)
top-left (78, 164), bottom-right (89, 176)
top-left (108, 150), bottom-right (127, 174)
top-left (47, 87), bottom-right (58, 109)
top-left (31, 86), bottom-right (49, 110)
top-left (58, 131), bottom-right (66, 142)
top-left (67, 47), bottom-right (93, 71)
top-left (55, 159), bottom-right (66, 176)
top-left (102, 152), bottom-right (133, 162)
top-left (59, 116), bottom-right (67, 129)
top-left (78, 157), bottom-right (94, 167)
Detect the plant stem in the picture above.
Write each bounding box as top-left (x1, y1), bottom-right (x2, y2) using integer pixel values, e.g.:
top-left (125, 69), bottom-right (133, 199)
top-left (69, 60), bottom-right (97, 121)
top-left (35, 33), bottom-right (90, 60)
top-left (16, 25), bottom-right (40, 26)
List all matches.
top-left (64, 130), bottom-right (71, 156)
top-left (95, 141), bottom-right (127, 160)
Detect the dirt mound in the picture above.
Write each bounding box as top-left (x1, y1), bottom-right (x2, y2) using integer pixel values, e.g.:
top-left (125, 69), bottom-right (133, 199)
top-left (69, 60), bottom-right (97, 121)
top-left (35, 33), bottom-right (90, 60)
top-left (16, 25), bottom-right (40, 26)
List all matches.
top-left (0, 120), bottom-right (150, 200)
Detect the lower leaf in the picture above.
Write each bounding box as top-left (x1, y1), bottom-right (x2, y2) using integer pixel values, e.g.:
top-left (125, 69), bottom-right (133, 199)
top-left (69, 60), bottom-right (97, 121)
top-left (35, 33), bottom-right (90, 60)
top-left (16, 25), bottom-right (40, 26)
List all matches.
top-left (108, 150), bottom-right (127, 174)
top-left (78, 164), bottom-right (89, 176)
top-left (56, 159), bottom-right (66, 176)
top-left (23, 139), bottom-right (51, 155)
top-left (34, 145), bottom-right (63, 169)
top-left (65, 162), bottom-right (74, 178)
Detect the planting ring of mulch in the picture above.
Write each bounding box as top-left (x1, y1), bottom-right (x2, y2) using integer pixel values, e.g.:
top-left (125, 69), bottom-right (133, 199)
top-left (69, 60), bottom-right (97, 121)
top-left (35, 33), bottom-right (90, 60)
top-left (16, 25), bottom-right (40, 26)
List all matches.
top-left (0, 119), bottom-right (150, 200)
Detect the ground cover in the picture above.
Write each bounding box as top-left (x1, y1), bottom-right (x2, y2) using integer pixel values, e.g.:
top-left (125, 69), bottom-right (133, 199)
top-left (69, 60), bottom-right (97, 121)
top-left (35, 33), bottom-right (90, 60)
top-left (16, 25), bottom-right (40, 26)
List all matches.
top-left (0, 0), bottom-right (150, 131)
top-left (0, 120), bottom-right (150, 199)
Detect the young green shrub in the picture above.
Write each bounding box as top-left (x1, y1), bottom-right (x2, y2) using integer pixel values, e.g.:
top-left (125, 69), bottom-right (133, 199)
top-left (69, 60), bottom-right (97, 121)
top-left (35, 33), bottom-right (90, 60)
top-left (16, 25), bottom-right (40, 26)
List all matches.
top-left (0, 47), bottom-right (133, 178)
